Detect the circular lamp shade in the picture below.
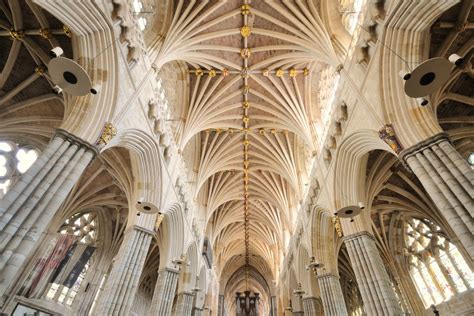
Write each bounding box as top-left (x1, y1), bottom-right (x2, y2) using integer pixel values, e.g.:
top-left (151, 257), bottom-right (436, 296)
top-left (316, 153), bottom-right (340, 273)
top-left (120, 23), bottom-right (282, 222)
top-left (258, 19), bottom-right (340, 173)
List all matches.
top-left (48, 57), bottom-right (92, 96)
top-left (335, 205), bottom-right (362, 218)
top-left (403, 57), bottom-right (452, 98)
top-left (136, 201), bottom-right (160, 214)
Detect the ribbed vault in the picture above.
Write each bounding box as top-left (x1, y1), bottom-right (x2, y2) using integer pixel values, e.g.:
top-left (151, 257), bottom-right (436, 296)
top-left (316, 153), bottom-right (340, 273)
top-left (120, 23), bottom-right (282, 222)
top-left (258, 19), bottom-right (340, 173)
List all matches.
top-left (149, 0), bottom-right (341, 309)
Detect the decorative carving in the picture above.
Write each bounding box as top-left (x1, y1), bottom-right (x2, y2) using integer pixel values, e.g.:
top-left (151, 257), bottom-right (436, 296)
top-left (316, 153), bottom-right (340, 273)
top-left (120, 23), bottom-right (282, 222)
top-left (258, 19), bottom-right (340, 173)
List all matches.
top-left (97, 122), bottom-right (117, 145)
top-left (63, 25), bottom-right (72, 38)
top-left (378, 124), bottom-right (403, 154)
top-left (332, 216), bottom-right (343, 237)
top-left (155, 213), bottom-right (165, 231)
top-left (148, 99), bottom-right (158, 119)
top-left (34, 66), bottom-right (46, 76)
top-left (241, 4), bottom-right (251, 15)
top-left (336, 102), bottom-right (348, 122)
top-left (39, 28), bottom-right (52, 39)
top-left (240, 48), bottom-right (252, 59)
top-left (240, 25), bottom-right (251, 38)
top-left (241, 67), bottom-right (250, 78)
top-left (9, 29), bottom-right (24, 40)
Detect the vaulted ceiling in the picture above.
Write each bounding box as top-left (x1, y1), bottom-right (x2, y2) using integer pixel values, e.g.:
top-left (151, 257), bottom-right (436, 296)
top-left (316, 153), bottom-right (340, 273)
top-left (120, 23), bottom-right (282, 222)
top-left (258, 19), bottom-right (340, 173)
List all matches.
top-left (148, 0), bottom-right (342, 305)
top-left (0, 0), bottom-right (72, 147)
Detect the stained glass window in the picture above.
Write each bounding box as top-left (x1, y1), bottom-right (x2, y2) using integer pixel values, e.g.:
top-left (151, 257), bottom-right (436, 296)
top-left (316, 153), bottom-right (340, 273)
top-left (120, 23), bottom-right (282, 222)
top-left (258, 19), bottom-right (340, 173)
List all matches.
top-left (405, 218), bottom-right (473, 308)
top-left (46, 212), bottom-right (98, 306)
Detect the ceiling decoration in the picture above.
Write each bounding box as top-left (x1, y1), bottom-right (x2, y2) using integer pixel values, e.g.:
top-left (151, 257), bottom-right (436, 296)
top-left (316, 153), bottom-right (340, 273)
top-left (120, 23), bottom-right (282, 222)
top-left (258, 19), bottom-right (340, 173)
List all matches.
top-left (0, 0), bottom-right (73, 144)
top-left (149, 0), bottom-right (344, 307)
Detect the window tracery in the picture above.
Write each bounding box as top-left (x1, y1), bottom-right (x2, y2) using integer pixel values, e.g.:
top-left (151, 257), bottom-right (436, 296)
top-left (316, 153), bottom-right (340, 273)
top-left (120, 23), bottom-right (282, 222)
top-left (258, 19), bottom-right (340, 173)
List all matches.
top-left (338, 0), bottom-right (366, 35)
top-left (45, 212), bottom-right (99, 306)
top-left (0, 141), bottom-right (39, 198)
top-left (405, 218), bottom-right (473, 308)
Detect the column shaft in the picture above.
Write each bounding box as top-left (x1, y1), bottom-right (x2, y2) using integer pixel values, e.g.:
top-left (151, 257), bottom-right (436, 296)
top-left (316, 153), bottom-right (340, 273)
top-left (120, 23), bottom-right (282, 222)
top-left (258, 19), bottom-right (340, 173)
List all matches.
top-left (218, 294), bottom-right (225, 316)
top-left (344, 232), bottom-right (401, 315)
top-left (0, 130), bottom-right (97, 299)
top-left (96, 226), bottom-right (153, 315)
top-left (271, 296), bottom-right (277, 316)
top-left (317, 273), bottom-right (348, 316)
top-left (150, 268), bottom-right (180, 315)
top-left (401, 134), bottom-right (474, 259)
top-left (175, 292), bottom-right (194, 316)
top-left (303, 296), bottom-right (323, 315)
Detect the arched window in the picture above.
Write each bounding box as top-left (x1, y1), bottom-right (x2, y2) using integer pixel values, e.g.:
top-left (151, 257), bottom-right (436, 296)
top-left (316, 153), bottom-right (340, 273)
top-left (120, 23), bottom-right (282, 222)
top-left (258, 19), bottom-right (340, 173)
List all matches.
top-left (339, 0), bottom-right (367, 35)
top-left (44, 212), bottom-right (98, 306)
top-left (467, 152), bottom-right (474, 169)
top-left (0, 141), bottom-right (38, 197)
top-left (132, 0), bottom-right (155, 31)
top-left (405, 218), bottom-right (474, 307)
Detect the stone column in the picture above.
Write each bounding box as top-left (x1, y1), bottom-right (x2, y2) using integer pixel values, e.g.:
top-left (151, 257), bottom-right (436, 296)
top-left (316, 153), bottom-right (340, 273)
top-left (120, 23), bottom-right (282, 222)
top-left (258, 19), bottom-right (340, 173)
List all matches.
top-left (96, 226), bottom-right (153, 315)
top-left (0, 129), bottom-right (97, 299)
top-left (400, 133), bottom-right (474, 259)
top-left (218, 294), bottom-right (225, 316)
top-left (271, 296), bottom-right (277, 316)
top-left (303, 296), bottom-right (323, 315)
top-left (174, 291), bottom-right (194, 316)
top-left (317, 273), bottom-right (348, 316)
top-left (192, 307), bottom-right (203, 316)
top-left (292, 297), bottom-right (304, 316)
top-left (344, 232), bottom-right (401, 315)
top-left (149, 268), bottom-right (180, 315)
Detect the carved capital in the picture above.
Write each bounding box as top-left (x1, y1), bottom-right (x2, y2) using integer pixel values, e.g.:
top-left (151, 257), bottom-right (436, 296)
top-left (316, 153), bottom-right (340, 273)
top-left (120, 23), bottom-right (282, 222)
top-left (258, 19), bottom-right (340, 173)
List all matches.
top-left (399, 132), bottom-right (450, 171)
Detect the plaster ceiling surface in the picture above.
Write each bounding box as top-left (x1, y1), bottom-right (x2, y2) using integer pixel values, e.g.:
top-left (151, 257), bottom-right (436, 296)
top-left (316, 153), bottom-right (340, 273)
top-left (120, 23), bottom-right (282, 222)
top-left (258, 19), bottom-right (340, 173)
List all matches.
top-left (150, 0), bottom-right (342, 301)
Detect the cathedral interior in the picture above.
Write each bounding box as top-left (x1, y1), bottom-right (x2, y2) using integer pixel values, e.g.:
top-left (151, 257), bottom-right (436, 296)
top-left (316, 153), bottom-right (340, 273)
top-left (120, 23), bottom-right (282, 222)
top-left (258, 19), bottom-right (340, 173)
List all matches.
top-left (0, 0), bottom-right (473, 315)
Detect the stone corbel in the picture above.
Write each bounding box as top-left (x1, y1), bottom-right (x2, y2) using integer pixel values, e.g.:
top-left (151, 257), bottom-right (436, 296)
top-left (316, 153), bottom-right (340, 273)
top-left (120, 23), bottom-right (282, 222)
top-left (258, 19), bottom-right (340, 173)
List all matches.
top-left (323, 148), bottom-right (332, 163)
top-left (336, 102), bottom-right (348, 122)
top-left (148, 99), bottom-right (158, 119)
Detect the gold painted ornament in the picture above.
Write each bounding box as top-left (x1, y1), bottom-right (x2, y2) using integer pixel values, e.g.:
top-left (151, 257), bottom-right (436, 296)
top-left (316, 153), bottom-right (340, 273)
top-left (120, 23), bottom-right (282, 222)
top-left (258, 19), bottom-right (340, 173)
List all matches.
top-left (9, 29), bottom-right (24, 40)
top-left (63, 25), bottom-right (72, 38)
top-left (241, 4), bottom-right (251, 15)
top-left (241, 48), bottom-right (252, 59)
top-left (240, 25), bottom-right (251, 38)
top-left (97, 122), bottom-right (117, 145)
top-left (39, 28), bottom-right (52, 39)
